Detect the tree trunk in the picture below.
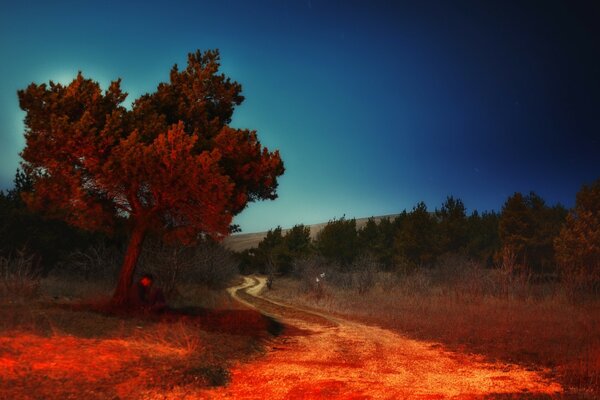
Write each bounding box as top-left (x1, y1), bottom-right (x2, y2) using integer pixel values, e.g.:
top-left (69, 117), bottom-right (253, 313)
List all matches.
top-left (111, 224), bottom-right (146, 306)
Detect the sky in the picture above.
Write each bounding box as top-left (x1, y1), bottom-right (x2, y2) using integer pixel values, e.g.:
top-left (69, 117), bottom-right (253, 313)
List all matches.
top-left (1, 0), bottom-right (599, 233)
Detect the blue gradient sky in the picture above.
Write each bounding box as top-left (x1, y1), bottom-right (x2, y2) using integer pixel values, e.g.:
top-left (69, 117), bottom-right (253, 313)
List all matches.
top-left (1, 1), bottom-right (599, 232)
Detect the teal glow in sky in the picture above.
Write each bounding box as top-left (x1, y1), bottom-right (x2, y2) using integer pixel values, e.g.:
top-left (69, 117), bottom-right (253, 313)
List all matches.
top-left (1, 1), bottom-right (599, 232)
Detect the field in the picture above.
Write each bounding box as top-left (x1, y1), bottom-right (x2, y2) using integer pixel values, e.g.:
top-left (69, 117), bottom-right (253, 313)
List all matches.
top-left (0, 278), bottom-right (279, 400)
top-left (263, 266), bottom-right (600, 398)
top-left (0, 254), bottom-right (598, 398)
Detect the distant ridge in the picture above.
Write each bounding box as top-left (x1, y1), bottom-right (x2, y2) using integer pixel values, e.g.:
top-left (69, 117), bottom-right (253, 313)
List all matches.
top-left (223, 214), bottom-right (399, 252)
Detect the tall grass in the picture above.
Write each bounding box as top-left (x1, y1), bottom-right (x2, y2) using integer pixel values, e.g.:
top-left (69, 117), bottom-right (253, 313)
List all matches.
top-left (0, 250), bottom-right (41, 301)
top-left (268, 255), bottom-right (600, 396)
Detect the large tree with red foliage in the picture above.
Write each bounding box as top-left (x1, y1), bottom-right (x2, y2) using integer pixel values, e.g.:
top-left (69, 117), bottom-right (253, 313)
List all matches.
top-left (18, 50), bottom-right (284, 305)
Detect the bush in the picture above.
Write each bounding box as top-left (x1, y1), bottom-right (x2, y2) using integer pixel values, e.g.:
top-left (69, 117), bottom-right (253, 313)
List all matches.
top-left (0, 250), bottom-right (41, 301)
top-left (138, 239), bottom-right (238, 298)
top-left (190, 240), bottom-right (238, 290)
top-left (57, 241), bottom-right (122, 282)
top-left (351, 253), bottom-right (379, 294)
top-left (291, 255), bottom-right (330, 296)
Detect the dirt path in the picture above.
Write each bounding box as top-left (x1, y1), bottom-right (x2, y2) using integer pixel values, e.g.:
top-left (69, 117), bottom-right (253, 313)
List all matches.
top-left (212, 276), bottom-right (562, 399)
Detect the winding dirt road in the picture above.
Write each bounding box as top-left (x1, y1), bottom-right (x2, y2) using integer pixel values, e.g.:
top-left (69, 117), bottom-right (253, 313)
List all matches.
top-left (212, 276), bottom-right (562, 399)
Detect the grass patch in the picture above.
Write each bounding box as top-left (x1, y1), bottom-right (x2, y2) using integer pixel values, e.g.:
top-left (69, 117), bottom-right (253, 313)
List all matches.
top-left (265, 271), bottom-right (600, 398)
top-left (0, 276), bottom-right (273, 399)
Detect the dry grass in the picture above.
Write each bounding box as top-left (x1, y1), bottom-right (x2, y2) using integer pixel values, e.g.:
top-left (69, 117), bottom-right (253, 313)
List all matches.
top-left (0, 251), bottom-right (41, 301)
top-left (0, 276), bottom-right (273, 399)
top-left (265, 268), bottom-right (600, 398)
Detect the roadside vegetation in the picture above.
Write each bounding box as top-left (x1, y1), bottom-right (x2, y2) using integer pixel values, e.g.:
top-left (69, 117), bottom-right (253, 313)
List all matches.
top-left (245, 178), bottom-right (600, 397)
top-left (0, 244), bottom-right (272, 399)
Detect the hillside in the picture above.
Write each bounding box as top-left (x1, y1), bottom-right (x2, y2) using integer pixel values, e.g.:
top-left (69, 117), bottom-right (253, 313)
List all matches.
top-left (223, 214), bottom-right (399, 252)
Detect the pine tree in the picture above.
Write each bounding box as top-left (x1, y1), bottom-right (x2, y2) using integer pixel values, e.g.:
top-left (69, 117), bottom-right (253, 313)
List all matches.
top-left (436, 196), bottom-right (468, 254)
top-left (554, 178), bottom-right (600, 292)
top-left (315, 217), bottom-right (358, 268)
top-left (394, 202), bottom-right (437, 267)
top-left (18, 50), bottom-right (284, 305)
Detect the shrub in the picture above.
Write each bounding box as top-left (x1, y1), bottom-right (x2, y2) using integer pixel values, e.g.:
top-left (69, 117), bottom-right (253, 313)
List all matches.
top-left (138, 239), bottom-right (238, 298)
top-left (190, 240), bottom-right (238, 290)
top-left (58, 241), bottom-right (122, 282)
top-left (351, 253), bottom-right (379, 294)
top-left (291, 255), bottom-right (331, 296)
top-left (0, 250), bottom-right (41, 301)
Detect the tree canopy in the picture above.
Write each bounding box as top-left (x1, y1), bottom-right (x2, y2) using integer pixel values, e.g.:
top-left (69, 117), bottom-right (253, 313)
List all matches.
top-left (554, 178), bottom-right (600, 293)
top-left (18, 49), bottom-right (284, 305)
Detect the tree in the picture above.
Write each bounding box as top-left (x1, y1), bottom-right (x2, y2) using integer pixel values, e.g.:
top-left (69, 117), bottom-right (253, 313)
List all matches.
top-left (18, 50), bottom-right (284, 305)
top-left (251, 224), bottom-right (311, 276)
top-left (357, 216), bottom-right (401, 268)
top-left (498, 193), bottom-right (534, 266)
top-left (256, 226), bottom-right (286, 275)
top-left (465, 210), bottom-right (500, 265)
top-left (436, 196), bottom-right (468, 254)
top-left (357, 218), bottom-right (379, 254)
top-left (284, 224), bottom-right (311, 258)
top-left (394, 202), bottom-right (437, 267)
top-left (499, 192), bottom-right (566, 272)
top-left (554, 178), bottom-right (600, 293)
top-left (315, 216), bottom-right (358, 268)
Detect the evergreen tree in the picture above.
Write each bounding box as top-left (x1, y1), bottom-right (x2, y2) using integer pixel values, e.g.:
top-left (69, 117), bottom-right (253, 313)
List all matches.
top-left (18, 50), bottom-right (284, 305)
top-left (357, 218), bottom-right (379, 254)
top-left (436, 196), bottom-right (468, 254)
top-left (554, 178), bottom-right (600, 292)
top-left (315, 216), bottom-right (358, 268)
top-left (465, 210), bottom-right (500, 265)
top-left (499, 193), bottom-right (534, 266)
top-left (256, 226), bottom-right (286, 274)
top-left (394, 202), bottom-right (437, 267)
top-left (376, 216), bottom-right (402, 268)
top-left (499, 192), bottom-right (566, 272)
top-left (284, 224), bottom-right (311, 257)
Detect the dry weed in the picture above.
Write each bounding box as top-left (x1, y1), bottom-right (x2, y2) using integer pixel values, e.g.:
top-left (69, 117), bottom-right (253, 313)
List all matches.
top-left (0, 251), bottom-right (41, 301)
top-left (266, 267), bottom-right (600, 396)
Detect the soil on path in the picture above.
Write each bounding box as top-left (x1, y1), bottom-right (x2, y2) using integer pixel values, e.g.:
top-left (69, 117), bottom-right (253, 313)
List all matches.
top-left (211, 276), bottom-right (563, 399)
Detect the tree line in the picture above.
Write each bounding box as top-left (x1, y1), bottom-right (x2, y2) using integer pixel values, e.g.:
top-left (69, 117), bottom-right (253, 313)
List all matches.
top-left (240, 180), bottom-right (600, 293)
top-left (1, 47), bottom-right (597, 303)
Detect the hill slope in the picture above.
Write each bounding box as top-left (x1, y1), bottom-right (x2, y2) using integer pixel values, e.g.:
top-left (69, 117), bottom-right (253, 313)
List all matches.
top-left (223, 214), bottom-right (399, 252)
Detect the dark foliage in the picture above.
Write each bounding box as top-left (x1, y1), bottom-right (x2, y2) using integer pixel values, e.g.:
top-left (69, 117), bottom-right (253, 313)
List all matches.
top-left (499, 192), bottom-right (567, 273)
top-left (0, 169), bottom-right (99, 274)
top-left (315, 217), bottom-right (358, 268)
top-left (555, 178), bottom-right (600, 296)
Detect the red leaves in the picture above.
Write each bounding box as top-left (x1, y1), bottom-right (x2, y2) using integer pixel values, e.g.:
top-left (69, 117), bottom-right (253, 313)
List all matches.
top-left (215, 127), bottom-right (284, 213)
top-left (18, 50), bottom-right (284, 245)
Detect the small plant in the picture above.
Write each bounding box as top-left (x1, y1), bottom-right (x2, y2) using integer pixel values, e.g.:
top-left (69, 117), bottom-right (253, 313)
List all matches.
top-left (0, 250), bottom-right (41, 301)
top-left (59, 241), bottom-right (121, 281)
top-left (352, 253), bottom-right (379, 294)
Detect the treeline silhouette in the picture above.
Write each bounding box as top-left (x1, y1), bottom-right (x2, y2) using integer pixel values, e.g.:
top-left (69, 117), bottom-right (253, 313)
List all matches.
top-left (1, 167), bottom-right (599, 295)
top-left (239, 179), bottom-right (599, 294)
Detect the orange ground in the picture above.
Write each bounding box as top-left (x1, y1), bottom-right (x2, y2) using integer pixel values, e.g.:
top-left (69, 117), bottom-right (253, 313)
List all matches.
top-left (201, 277), bottom-right (562, 399)
top-left (0, 277), bottom-right (564, 399)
